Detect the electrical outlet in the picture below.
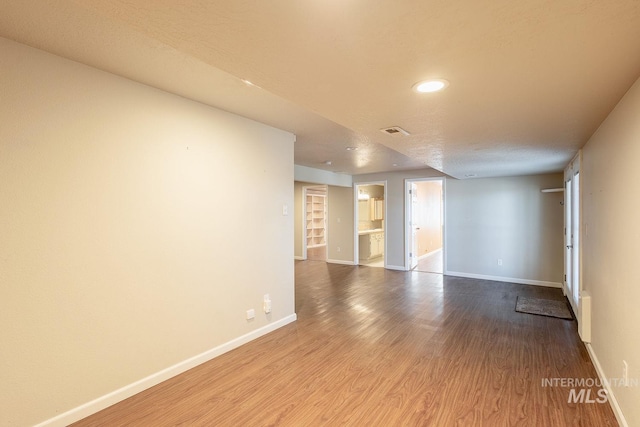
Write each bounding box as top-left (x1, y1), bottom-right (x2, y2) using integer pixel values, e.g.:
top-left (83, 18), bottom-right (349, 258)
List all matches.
top-left (263, 294), bottom-right (272, 314)
top-left (497, 259), bottom-right (503, 266)
top-left (337, 246), bottom-right (341, 252)
top-left (246, 309), bottom-right (255, 320)
top-left (623, 360), bottom-right (629, 387)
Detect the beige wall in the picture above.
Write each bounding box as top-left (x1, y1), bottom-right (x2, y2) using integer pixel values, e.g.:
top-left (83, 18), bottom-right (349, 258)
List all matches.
top-left (0, 38), bottom-right (295, 426)
top-left (446, 174), bottom-right (564, 284)
top-left (327, 186), bottom-right (355, 263)
top-left (415, 181), bottom-right (443, 256)
top-left (582, 76), bottom-right (640, 426)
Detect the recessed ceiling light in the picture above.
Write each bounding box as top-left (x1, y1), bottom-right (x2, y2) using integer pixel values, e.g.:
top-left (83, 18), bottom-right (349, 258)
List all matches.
top-left (392, 163), bottom-right (398, 167)
top-left (345, 147), bottom-right (358, 151)
top-left (325, 160), bottom-right (332, 165)
top-left (412, 79), bottom-right (449, 93)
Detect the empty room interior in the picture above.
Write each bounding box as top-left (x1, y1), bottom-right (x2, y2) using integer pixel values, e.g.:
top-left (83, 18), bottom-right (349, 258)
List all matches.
top-left (2, 2), bottom-right (640, 426)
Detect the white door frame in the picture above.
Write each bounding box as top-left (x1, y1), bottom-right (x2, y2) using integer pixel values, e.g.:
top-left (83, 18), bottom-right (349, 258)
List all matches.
top-left (564, 151), bottom-right (581, 313)
top-left (302, 185), bottom-right (328, 261)
top-left (353, 181), bottom-right (387, 267)
top-left (564, 179), bottom-right (572, 296)
top-left (302, 186), bottom-right (309, 260)
top-left (404, 177), bottom-right (446, 272)
top-left (409, 181), bottom-right (419, 270)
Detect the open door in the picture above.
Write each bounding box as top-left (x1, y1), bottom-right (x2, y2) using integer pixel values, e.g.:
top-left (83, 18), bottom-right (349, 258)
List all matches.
top-left (354, 182), bottom-right (386, 268)
top-left (565, 178), bottom-right (572, 298)
top-left (564, 154), bottom-right (580, 313)
top-left (406, 178), bottom-right (444, 273)
top-left (572, 172), bottom-right (580, 306)
top-left (410, 182), bottom-right (419, 270)
top-left (304, 185), bottom-right (327, 261)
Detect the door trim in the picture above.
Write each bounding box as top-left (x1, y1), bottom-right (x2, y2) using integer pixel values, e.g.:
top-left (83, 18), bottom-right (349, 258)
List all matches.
top-left (353, 181), bottom-right (387, 268)
top-left (404, 177), bottom-right (446, 272)
top-left (564, 151), bottom-right (582, 314)
top-left (302, 185), bottom-right (328, 261)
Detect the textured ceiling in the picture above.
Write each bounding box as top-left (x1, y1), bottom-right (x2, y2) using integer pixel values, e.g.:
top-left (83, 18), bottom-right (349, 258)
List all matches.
top-left (2, 1), bottom-right (640, 178)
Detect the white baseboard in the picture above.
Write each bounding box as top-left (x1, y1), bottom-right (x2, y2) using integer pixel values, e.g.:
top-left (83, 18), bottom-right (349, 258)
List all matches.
top-left (326, 259), bottom-right (355, 265)
top-left (35, 314), bottom-right (297, 427)
top-left (294, 255), bottom-right (304, 260)
top-left (445, 271), bottom-right (562, 288)
top-left (585, 343), bottom-right (628, 427)
top-left (419, 248), bottom-right (442, 260)
top-left (385, 264), bottom-right (406, 271)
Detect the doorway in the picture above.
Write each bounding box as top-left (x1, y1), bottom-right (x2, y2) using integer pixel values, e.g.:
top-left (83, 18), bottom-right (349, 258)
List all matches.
top-left (354, 182), bottom-right (386, 268)
top-left (564, 155), bottom-right (581, 313)
top-left (405, 178), bottom-right (444, 273)
top-left (303, 185), bottom-right (327, 261)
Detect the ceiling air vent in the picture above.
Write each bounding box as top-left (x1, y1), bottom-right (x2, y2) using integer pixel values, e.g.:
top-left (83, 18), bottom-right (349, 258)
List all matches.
top-left (380, 126), bottom-right (410, 136)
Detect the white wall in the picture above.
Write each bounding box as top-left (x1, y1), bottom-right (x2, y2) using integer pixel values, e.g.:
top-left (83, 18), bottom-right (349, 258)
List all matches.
top-left (582, 76), bottom-right (640, 426)
top-left (0, 38), bottom-right (295, 426)
top-left (446, 174), bottom-right (564, 285)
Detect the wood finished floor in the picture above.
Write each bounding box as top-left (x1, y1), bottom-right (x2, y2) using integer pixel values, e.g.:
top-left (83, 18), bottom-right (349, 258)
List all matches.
top-left (416, 250), bottom-right (443, 274)
top-left (74, 261), bottom-right (617, 426)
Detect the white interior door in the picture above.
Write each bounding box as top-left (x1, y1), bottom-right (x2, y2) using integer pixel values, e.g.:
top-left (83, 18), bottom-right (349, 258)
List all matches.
top-left (410, 182), bottom-right (419, 270)
top-left (564, 150), bottom-right (582, 314)
top-left (564, 179), bottom-right (572, 299)
top-left (564, 173), bottom-right (580, 312)
top-left (571, 172), bottom-right (580, 306)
